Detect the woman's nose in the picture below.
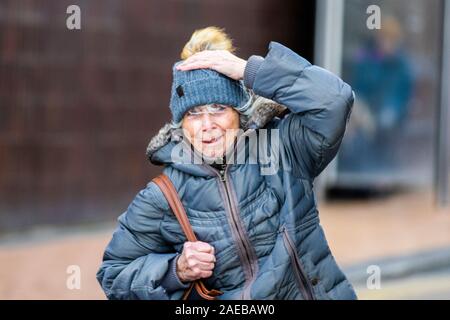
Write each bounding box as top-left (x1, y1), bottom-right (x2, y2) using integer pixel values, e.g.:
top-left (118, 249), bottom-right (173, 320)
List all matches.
top-left (200, 113), bottom-right (215, 128)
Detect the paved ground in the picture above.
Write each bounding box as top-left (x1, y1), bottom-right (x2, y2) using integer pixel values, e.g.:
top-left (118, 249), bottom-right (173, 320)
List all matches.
top-left (354, 268), bottom-right (450, 300)
top-left (0, 228), bottom-right (112, 300)
top-left (319, 191), bottom-right (450, 265)
top-left (0, 190), bottom-right (449, 299)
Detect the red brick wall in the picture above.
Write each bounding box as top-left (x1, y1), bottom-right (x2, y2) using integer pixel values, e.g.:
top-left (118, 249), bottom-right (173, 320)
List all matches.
top-left (0, 0), bottom-right (316, 231)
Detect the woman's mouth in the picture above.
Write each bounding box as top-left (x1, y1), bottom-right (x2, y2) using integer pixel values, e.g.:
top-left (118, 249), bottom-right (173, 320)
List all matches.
top-left (202, 136), bottom-right (222, 145)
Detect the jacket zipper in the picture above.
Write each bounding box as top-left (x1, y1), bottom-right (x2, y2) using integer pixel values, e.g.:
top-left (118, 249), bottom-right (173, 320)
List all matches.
top-left (281, 225), bottom-right (315, 300)
top-left (207, 163), bottom-right (257, 299)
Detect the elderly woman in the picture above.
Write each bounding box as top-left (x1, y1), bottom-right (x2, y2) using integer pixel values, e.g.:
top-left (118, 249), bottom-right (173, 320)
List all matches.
top-left (97, 27), bottom-right (357, 300)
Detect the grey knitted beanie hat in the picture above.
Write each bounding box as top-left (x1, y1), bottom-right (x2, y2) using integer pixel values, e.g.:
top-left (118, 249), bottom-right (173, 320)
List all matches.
top-left (169, 61), bottom-right (251, 124)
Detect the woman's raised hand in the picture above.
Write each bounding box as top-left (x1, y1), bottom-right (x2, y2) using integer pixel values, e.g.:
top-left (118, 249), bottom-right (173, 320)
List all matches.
top-left (176, 50), bottom-right (247, 81)
top-left (176, 241), bottom-right (216, 283)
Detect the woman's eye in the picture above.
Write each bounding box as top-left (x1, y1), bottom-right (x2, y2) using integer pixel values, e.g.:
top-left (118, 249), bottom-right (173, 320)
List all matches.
top-left (215, 105), bottom-right (226, 112)
top-left (188, 109), bottom-right (201, 116)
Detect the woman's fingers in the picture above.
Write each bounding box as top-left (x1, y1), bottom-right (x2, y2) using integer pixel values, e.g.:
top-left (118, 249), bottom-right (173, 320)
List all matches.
top-left (177, 62), bottom-right (213, 71)
top-left (177, 51), bottom-right (214, 69)
top-left (186, 251), bottom-right (216, 263)
top-left (188, 261), bottom-right (215, 271)
top-left (177, 58), bottom-right (216, 71)
top-left (186, 241), bottom-right (214, 254)
top-left (176, 50), bottom-right (245, 80)
top-left (178, 241), bottom-right (217, 281)
top-left (182, 241), bottom-right (215, 262)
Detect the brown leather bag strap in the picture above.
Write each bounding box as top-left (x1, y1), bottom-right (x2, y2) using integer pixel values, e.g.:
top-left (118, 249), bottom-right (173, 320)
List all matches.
top-left (152, 174), bottom-right (223, 300)
top-left (153, 175), bottom-right (197, 241)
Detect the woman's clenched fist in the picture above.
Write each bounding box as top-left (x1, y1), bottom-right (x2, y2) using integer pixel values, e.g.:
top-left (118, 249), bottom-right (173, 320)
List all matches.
top-left (176, 241), bottom-right (216, 283)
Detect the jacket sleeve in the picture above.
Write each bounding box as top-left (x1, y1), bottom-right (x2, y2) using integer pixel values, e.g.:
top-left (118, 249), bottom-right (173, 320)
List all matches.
top-left (96, 181), bottom-right (189, 300)
top-left (244, 41), bottom-right (354, 179)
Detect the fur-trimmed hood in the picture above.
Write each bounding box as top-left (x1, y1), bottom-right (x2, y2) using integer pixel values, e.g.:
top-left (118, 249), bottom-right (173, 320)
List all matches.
top-left (146, 94), bottom-right (288, 166)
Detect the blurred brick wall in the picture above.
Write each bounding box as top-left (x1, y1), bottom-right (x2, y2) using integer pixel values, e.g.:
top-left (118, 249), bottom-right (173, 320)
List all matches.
top-left (0, 0), bottom-right (315, 231)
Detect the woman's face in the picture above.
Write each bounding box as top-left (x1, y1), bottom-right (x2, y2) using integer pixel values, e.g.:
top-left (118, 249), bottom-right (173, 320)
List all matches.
top-left (181, 104), bottom-right (240, 159)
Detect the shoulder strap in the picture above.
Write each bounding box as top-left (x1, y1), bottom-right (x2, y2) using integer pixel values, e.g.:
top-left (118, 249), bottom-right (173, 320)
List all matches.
top-left (152, 174), bottom-right (223, 300)
top-left (152, 174), bottom-right (197, 242)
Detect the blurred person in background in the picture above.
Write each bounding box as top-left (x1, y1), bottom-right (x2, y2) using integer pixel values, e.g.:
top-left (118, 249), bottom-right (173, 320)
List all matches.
top-left (342, 16), bottom-right (414, 170)
top-left (97, 27), bottom-right (357, 300)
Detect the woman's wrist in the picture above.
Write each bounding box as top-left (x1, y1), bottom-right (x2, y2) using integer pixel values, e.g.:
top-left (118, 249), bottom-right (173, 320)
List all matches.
top-left (243, 55), bottom-right (264, 89)
top-left (160, 254), bottom-right (191, 293)
top-left (176, 254), bottom-right (188, 283)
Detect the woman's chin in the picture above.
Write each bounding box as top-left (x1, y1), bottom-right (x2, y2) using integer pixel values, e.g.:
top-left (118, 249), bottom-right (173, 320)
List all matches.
top-left (203, 148), bottom-right (224, 159)
top-left (193, 143), bottom-right (237, 162)
top-left (199, 143), bottom-right (225, 159)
